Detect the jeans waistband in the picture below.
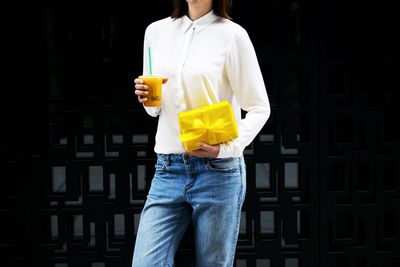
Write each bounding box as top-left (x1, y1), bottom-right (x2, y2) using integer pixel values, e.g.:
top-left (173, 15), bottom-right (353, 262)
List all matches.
top-left (157, 153), bottom-right (195, 164)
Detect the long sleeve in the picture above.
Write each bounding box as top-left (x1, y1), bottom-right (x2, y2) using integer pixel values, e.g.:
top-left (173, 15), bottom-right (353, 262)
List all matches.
top-left (138, 13), bottom-right (269, 155)
top-left (142, 26), bottom-right (161, 117)
top-left (218, 27), bottom-right (271, 158)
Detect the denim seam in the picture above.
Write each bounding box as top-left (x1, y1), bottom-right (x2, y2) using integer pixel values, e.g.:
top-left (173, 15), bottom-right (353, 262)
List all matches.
top-left (161, 207), bottom-right (187, 266)
top-left (228, 159), bottom-right (245, 266)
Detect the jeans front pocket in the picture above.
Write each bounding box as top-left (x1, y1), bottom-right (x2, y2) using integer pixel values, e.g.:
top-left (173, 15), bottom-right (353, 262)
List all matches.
top-left (154, 155), bottom-right (168, 172)
top-left (206, 157), bottom-right (240, 172)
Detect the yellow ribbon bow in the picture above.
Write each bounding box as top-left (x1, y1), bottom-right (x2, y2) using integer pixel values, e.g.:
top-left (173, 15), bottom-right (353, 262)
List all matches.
top-left (178, 101), bottom-right (239, 151)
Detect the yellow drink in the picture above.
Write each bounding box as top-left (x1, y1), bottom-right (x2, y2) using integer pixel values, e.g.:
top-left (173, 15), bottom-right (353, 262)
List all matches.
top-left (139, 75), bottom-right (167, 107)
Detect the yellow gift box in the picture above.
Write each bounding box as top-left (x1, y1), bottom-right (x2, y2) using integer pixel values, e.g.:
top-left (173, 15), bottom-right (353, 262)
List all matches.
top-left (178, 101), bottom-right (239, 152)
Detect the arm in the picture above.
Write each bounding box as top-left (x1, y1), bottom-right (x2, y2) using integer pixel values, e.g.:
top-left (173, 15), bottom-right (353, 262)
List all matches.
top-left (218, 27), bottom-right (271, 158)
top-left (141, 25), bottom-right (161, 117)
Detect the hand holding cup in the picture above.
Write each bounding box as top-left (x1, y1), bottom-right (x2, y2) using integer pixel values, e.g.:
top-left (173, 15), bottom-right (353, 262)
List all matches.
top-left (134, 76), bottom-right (167, 106)
top-left (134, 78), bottom-right (149, 104)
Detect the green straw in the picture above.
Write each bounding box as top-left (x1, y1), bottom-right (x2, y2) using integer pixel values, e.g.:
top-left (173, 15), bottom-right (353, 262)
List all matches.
top-left (148, 47), bottom-right (153, 75)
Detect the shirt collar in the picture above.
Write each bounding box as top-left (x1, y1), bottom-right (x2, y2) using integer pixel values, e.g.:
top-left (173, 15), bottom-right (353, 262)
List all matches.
top-left (180, 10), bottom-right (218, 34)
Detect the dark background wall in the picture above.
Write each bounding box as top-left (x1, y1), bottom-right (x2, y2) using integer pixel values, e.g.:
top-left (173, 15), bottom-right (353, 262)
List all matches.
top-left (1, 0), bottom-right (399, 266)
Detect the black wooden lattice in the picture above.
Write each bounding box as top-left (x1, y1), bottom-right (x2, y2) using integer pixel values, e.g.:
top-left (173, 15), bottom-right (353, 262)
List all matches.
top-left (1, 0), bottom-right (399, 267)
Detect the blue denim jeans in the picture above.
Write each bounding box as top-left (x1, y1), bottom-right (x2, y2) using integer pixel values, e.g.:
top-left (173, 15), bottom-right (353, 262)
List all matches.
top-left (132, 153), bottom-right (246, 267)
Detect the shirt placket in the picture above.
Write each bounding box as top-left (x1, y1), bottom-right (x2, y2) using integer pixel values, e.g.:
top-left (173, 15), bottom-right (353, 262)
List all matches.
top-left (175, 23), bottom-right (196, 111)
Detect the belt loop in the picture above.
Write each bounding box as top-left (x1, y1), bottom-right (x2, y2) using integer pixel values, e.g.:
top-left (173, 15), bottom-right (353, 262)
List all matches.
top-left (167, 154), bottom-right (171, 165)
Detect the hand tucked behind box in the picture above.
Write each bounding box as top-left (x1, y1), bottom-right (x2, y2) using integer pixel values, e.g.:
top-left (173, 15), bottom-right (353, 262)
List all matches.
top-left (186, 143), bottom-right (220, 158)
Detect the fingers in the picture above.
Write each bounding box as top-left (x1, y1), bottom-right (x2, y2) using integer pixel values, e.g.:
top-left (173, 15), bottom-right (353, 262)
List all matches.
top-left (135, 88), bottom-right (148, 103)
top-left (135, 89), bottom-right (149, 97)
top-left (186, 143), bottom-right (220, 158)
top-left (134, 79), bottom-right (148, 91)
top-left (137, 96), bottom-right (147, 103)
top-left (134, 78), bottom-right (148, 103)
top-left (200, 143), bottom-right (213, 151)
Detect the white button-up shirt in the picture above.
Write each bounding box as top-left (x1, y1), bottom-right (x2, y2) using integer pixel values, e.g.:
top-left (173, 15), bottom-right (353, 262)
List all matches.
top-left (142, 10), bottom-right (270, 158)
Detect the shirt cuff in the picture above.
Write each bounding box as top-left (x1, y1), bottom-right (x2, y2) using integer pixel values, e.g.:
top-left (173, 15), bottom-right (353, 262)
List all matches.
top-left (217, 140), bottom-right (243, 158)
top-left (143, 106), bottom-right (161, 117)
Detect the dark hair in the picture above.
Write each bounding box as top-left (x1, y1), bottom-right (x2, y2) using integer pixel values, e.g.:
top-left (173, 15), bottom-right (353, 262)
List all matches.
top-left (171, 0), bottom-right (232, 19)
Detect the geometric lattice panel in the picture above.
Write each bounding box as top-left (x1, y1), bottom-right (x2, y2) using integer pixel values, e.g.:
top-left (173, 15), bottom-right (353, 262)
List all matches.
top-left (2, 1), bottom-right (399, 267)
top-left (319, 1), bottom-right (400, 266)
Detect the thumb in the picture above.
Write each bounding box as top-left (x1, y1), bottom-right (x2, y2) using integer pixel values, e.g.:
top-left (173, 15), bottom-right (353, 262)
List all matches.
top-left (200, 143), bottom-right (212, 151)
